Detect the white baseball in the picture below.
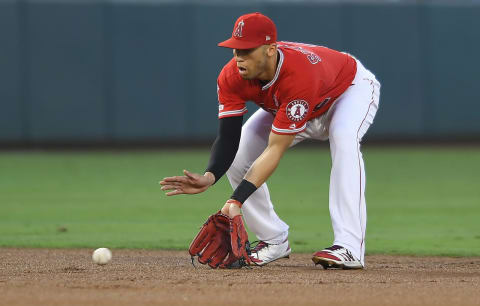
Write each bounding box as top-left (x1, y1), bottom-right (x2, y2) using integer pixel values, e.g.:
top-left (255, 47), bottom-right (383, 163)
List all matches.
top-left (92, 248), bottom-right (112, 265)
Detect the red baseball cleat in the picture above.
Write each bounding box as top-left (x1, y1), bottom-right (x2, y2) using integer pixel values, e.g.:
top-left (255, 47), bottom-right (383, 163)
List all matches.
top-left (312, 245), bottom-right (363, 269)
top-left (249, 239), bottom-right (291, 266)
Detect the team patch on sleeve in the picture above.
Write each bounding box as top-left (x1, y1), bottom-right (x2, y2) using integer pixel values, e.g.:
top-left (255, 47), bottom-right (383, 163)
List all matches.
top-left (286, 100), bottom-right (309, 122)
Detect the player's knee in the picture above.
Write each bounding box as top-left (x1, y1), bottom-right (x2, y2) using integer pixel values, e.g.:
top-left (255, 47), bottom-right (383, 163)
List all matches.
top-left (226, 164), bottom-right (241, 178)
top-left (329, 127), bottom-right (358, 146)
top-left (227, 158), bottom-right (250, 178)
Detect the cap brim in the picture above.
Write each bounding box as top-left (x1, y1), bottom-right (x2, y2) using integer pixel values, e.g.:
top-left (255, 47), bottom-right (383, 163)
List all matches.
top-left (217, 37), bottom-right (263, 49)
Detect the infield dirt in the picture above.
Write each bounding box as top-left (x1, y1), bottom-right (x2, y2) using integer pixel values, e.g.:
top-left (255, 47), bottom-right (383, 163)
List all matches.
top-left (0, 248), bottom-right (479, 306)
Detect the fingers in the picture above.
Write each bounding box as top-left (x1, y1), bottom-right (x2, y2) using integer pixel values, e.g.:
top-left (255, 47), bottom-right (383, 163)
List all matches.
top-left (160, 184), bottom-right (181, 191)
top-left (158, 180), bottom-right (183, 196)
top-left (159, 176), bottom-right (190, 185)
top-left (160, 170), bottom-right (199, 185)
top-left (160, 184), bottom-right (184, 196)
top-left (221, 202), bottom-right (230, 215)
top-left (165, 189), bottom-right (184, 196)
top-left (159, 170), bottom-right (199, 196)
top-left (227, 203), bottom-right (242, 218)
top-left (183, 169), bottom-right (196, 179)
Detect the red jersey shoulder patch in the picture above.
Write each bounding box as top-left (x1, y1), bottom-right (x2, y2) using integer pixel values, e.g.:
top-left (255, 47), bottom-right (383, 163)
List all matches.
top-left (286, 100), bottom-right (309, 122)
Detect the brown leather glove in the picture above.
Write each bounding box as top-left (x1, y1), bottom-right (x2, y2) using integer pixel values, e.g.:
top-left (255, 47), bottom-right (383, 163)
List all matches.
top-left (189, 211), bottom-right (251, 269)
top-left (229, 215), bottom-right (251, 265)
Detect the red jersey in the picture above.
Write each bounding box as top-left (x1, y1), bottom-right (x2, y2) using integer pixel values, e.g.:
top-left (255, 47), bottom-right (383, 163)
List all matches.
top-left (217, 41), bottom-right (357, 135)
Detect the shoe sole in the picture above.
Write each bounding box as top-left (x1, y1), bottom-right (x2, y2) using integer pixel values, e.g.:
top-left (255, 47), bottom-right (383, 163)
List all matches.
top-left (311, 256), bottom-right (363, 270)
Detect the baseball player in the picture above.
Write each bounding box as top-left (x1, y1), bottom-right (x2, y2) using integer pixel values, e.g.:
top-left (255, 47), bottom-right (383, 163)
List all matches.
top-left (160, 12), bottom-right (380, 269)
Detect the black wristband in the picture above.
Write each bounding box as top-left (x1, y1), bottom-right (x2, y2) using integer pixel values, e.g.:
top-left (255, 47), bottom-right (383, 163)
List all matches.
top-left (231, 179), bottom-right (258, 204)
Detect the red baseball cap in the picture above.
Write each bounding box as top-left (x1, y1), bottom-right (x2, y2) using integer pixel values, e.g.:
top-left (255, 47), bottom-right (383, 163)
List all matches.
top-left (218, 12), bottom-right (277, 49)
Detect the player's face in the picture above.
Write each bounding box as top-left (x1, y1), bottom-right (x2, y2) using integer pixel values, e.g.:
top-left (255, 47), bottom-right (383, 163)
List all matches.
top-left (233, 46), bottom-right (269, 80)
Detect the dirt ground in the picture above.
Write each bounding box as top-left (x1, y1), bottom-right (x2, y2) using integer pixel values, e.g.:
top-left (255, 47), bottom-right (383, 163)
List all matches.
top-left (0, 248), bottom-right (479, 306)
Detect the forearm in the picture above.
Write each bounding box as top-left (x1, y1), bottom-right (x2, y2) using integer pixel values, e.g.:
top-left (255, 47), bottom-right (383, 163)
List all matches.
top-left (245, 132), bottom-right (294, 187)
top-left (244, 146), bottom-right (283, 187)
top-left (224, 132), bottom-right (294, 217)
top-left (225, 132), bottom-right (293, 217)
top-left (225, 149), bottom-right (280, 214)
top-left (205, 116), bottom-right (243, 183)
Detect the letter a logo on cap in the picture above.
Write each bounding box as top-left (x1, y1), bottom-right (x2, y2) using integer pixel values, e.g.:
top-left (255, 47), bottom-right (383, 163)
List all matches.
top-left (218, 13), bottom-right (277, 49)
top-left (233, 20), bottom-right (245, 38)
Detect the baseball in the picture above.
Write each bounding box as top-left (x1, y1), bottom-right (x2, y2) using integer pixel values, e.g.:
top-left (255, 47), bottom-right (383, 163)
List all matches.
top-left (92, 248), bottom-right (112, 265)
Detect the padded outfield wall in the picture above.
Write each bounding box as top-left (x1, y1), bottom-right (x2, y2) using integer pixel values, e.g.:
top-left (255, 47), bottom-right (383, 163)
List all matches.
top-left (1, 0), bottom-right (479, 144)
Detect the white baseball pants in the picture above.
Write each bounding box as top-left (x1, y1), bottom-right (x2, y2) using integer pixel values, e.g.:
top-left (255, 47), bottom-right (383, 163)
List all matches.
top-left (226, 59), bottom-right (380, 265)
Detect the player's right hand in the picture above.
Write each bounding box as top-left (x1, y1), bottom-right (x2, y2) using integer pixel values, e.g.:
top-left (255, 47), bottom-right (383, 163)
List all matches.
top-left (159, 170), bottom-right (215, 196)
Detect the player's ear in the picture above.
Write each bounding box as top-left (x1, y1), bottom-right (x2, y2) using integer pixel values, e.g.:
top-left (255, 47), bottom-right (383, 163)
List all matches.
top-left (266, 43), bottom-right (276, 57)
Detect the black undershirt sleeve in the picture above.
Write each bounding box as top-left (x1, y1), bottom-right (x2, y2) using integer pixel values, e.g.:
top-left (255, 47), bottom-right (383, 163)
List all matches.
top-left (205, 116), bottom-right (243, 184)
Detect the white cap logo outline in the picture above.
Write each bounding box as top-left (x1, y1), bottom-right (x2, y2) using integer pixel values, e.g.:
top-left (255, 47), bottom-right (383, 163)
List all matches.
top-left (233, 20), bottom-right (245, 38)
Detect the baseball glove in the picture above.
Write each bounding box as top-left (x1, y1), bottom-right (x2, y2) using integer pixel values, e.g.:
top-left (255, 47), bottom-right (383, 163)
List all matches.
top-left (189, 211), bottom-right (251, 269)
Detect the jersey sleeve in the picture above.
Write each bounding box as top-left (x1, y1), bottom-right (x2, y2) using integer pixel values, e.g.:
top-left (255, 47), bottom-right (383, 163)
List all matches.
top-left (272, 88), bottom-right (314, 135)
top-left (217, 67), bottom-right (248, 119)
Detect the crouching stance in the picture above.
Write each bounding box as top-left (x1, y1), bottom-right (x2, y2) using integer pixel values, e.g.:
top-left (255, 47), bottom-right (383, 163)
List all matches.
top-left (161, 12), bottom-right (380, 270)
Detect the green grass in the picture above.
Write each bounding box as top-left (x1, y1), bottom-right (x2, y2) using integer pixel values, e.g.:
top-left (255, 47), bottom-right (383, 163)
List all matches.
top-left (0, 146), bottom-right (479, 256)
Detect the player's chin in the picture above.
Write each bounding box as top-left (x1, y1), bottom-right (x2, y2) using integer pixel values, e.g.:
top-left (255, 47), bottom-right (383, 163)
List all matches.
top-left (238, 69), bottom-right (249, 79)
top-left (239, 71), bottom-right (255, 80)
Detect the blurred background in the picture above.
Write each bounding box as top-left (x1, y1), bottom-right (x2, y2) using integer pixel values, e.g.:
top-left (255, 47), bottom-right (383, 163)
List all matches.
top-left (1, 0), bottom-right (479, 146)
top-left (0, 0), bottom-right (479, 255)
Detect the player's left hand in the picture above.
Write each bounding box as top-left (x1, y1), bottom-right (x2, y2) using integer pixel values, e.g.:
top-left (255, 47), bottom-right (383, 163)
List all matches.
top-left (159, 170), bottom-right (214, 196)
top-left (221, 199), bottom-right (242, 218)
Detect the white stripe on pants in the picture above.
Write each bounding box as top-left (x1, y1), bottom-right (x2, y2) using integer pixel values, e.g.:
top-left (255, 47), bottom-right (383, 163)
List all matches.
top-left (226, 59), bottom-right (380, 264)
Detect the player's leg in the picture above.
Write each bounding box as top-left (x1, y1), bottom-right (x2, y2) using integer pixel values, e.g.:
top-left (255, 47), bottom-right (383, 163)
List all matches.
top-left (226, 109), bottom-right (290, 245)
top-left (324, 60), bottom-right (380, 267)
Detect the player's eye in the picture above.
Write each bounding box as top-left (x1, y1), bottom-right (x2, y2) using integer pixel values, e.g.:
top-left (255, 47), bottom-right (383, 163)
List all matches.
top-left (234, 48), bottom-right (254, 57)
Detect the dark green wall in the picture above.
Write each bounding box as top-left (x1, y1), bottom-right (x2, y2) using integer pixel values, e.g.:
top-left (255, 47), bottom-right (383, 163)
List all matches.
top-left (0, 0), bottom-right (23, 141)
top-left (1, 0), bottom-right (479, 144)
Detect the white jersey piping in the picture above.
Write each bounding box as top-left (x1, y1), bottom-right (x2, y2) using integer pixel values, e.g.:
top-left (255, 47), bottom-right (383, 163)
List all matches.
top-left (271, 123), bottom-right (306, 134)
top-left (262, 49), bottom-right (284, 91)
top-left (218, 107), bottom-right (247, 117)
